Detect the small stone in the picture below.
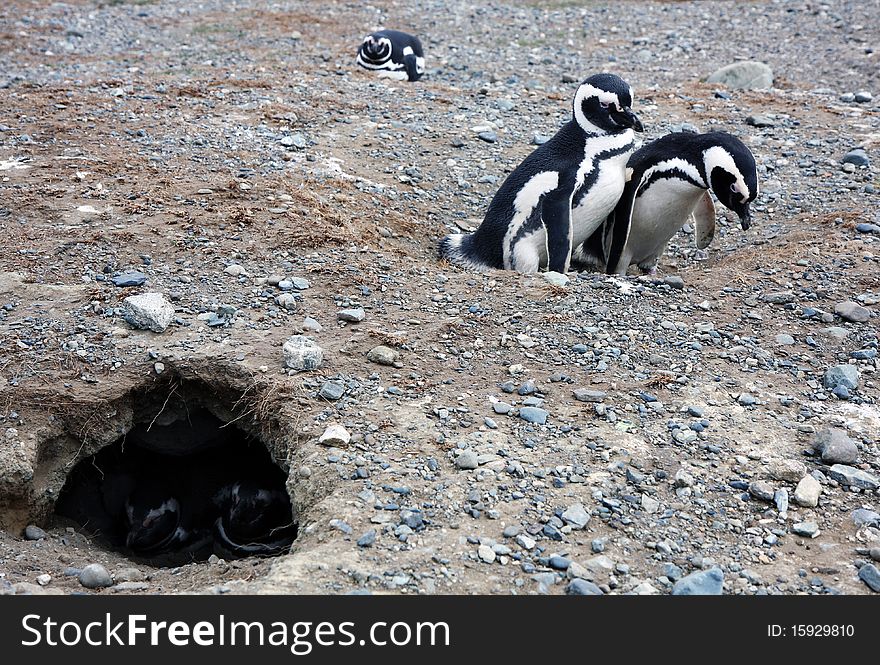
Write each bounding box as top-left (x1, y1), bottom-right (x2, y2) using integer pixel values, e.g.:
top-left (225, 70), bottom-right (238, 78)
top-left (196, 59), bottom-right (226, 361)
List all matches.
top-left (768, 459), bottom-right (807, 483)
top-left (566, 579), bottom-right (603, 595)
top-left (114, 568), bottom-right (145, 583)
top-left (706, 61), bottom-right (773, 89)
top-left (870, 548), bottom-right (880, 562)
top-left (835, 301), bottom-right (871, 323)
top-left (24, 525), bottom-right (47, 540)
top-left (672, 568), bottom-right (724, 595)
top-left (774, 488), bottom-right (789, 513)
top-left (813, 428), bottom-right (859, 465)
top-left (478, 545), bottom-right (496, 563)
top-left (477, 131), bottom-right (497, 143)
top-left (79, 564), bottom-right (113, 589)
top-left (455, 450), bottom-right (479, 470)
top-left (357, 530), bottom-right (376, 548)
top-left (338, 308), bottom-right (366, 323)
top-left (532, 133), bottom-right (551, 145)
top-left (319, 424), bottom-right (350, 447)
top-left (549, 555), bottom-right (570, 571)
top-left (775, 334), bottom-right (795, 345)
top-left (366, 345), bottom-right (399, 366)
top-left (746, 114), bottom-right (775, 128)
top-left (641, 495), bottom-right (660, 513)
top-left (737, 393), bottom-right (757, 406)
top-left (749, 481), bottom-right (775, 502)
top-left (36, 574), bottom-right (51, 586)
top-left (516, 534), bottom-right (536, 550)
top-left (302, 317), bottom-right (322, 332)
top-left (856, 223), bottom-right (880, 234)
top-left (283, 335), bottom-right (323, 371)
top-left (823, 364), bottom-right (860, 390)
top-left (318, 381), bottom-right (344, 400)
top-left (561, 503), bottom-right (590, 529)
top-left (111, 270), bottom-right (147, 287)
top-left (224, 264), bottom-right (247, 277)
top-left (519, 407), bottom-right (548, 424)
top-left (123, 293), bottom-right (175, 332)
top-left (852, 509), bottom-right (880, 527)
top-left (573, 389), bottom-right (606, 403)
top-left (859, 564), bottom-right (880, 593)
top-left (542, 271), bottom-right (569, 287)
top-left (828, 464), bottom-right (879, 490)
top-left (794, 475), bottom-right (821, 507)
top-left (854, 91), bottom-right (873, 103)
top-left (841, 149), bottom-right (869, 167)
top-left (791, 521), bottom-right (820, 538)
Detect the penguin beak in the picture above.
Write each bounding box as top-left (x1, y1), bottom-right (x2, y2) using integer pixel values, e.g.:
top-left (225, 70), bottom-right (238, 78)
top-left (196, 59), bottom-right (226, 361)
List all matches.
top-left (611, 106), bottom-right (644, 132)
top-left (735, 202), bottom-right (752, 230)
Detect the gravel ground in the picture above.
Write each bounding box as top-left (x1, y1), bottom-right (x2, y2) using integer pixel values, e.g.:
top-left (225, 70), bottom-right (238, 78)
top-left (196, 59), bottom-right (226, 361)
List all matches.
top-left (0, 0), bottom-right (878, 595)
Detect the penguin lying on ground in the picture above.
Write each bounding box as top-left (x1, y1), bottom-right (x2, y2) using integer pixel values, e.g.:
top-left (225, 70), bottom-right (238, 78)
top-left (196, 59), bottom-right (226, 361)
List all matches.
top-left (212, 479), bottom-right (297, 557)
top-left (575, 131), bottom-right (759, 274)
top-left (356, 30), bottom-right (425, 82)
top-left (439, 73), bottom-right (643, 273)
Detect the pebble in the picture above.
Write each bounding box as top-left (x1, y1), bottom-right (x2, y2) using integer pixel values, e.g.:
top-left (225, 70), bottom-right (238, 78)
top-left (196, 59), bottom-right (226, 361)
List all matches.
top-left (318, 381), bottom-right (344, 400)
top-left (36, 574), bottom-right (51, 586)
top-left (79, 564), bottom-right (113, 589)
top-left (123, 293), bottom-right (175, 333)
top-left (768, 459), bottom-right (807, 483)
top-left (852, 509), bottom-right (880, 527)
top-left (111, 270), bottom-right (147, 287)
top-left (542, 271), bottom-right (569, 287)
top-left (477, 131), bottom-right (497, 143)
top-left (565, 579), bottom-right (603, 595)
top-left (337, 308), bottom-right (366, 323)
top-left (746, 115), bottom-right (775, 127)
top-left (841, 149), bottom-right (869, 167)
top-left (319, 424), bottom-right (351, 447)
top-left (858, 564), bottom-right (880, 593)
top-left (24, 525), bottom-right (47, 540)
top-left (357, 530), bottom-right (376, 548)
top-left (478, 545), bottom-right (496, 563)
top-left (794, 476), bottom-right (821, 507)
top-left (282, 335), bottom-right (323, 370)
top-left (749, 481), bottom-right (775, 502)
top-left (813, 428), bottom-right (859, 464)
top-left (775, 334), bottom-right (795, 345)
top-left (827, 465), bottom-right (879, 491)
top-left (518, 407), bottom-right (548, 424)
top-left (561, 503), bottom-right (590, 529)
top-left (573, 389), bottom-right (606, 403)
top-left (224, 264), bottom-right (247, 277)
top-left (455, 450), bottom-right (479, 470)
top-left (366, 345), bottom-right (399, 366)
top-left (791, 521), bottom-right (820, 538)
top-left (548, 555), bottom-right (570, 571)
top-left (672, 568), bottom-right (724, 595)
top-left (737, 393), bottom-right (757, 406)
top-left (706, 61), bottom-right (773, 89)
top-left (834, 301), bottom-right (870, 322)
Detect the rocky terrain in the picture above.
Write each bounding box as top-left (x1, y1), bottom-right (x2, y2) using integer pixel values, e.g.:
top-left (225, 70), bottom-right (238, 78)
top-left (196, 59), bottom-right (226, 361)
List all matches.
top-left (0, 0), bottom-right (878, 595)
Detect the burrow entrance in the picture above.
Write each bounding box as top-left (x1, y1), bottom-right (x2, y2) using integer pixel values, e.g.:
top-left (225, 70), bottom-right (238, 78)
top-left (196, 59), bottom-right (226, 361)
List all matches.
top-left (44, 372), bottom-right (298, 567)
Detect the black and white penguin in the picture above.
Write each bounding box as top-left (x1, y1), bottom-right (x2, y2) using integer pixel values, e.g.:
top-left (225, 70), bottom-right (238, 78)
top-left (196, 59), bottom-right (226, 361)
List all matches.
top-left (439, 73), bottom-right (644, 273)
top-left (212, 480), bottom-right (297, 557)
top-left (575, 131), bottom-right (759, 274)
top-left (356, 30), bottom-right (425, 82)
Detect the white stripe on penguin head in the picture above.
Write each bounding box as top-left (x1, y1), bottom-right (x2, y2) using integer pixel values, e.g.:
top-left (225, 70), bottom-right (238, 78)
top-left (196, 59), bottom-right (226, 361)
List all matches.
top-left (573, 83), bottom-right (621, 133)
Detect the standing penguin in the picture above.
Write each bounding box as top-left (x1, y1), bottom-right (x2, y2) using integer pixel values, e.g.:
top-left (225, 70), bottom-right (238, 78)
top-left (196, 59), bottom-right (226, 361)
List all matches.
top-left (356, 30), bottom-right (425, 82)
top-left (439, 73), bottom-right (643, 273)
top-left (575, 131), bottom-right (758, 274)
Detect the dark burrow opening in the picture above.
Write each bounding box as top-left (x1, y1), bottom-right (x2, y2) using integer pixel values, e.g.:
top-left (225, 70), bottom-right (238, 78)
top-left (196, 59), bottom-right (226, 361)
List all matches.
top-left (54, 405), bottom-right (297, 567)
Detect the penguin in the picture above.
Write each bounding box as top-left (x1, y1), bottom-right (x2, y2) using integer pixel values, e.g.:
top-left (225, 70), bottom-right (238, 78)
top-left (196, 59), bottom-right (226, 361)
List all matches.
top-left (212, 479), bottom-right (297, 557)
top-left (356, 30), bottom-right (425, 82)
top-left (575, 131), bottom-right (759, 274)
top-left (439, 73), bottom-right (644, 273)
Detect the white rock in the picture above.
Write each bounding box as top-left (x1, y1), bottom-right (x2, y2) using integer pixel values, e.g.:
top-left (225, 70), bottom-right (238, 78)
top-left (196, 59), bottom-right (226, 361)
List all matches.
top-left (122, 293), bottom-right (175, 333)
top-left (282, 335), bottom-right (323, 370)
top-left (793, 475), bottom-right (821, 507)
top-left (319, 424), bottom-right (350, 447)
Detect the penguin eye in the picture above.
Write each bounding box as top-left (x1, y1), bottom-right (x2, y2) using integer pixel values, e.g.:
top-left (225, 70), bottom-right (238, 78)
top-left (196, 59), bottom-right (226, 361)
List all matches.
top-left (730, 184), bottom-right (738, 193)
top-left (599, 101), bottom-right (610, 109)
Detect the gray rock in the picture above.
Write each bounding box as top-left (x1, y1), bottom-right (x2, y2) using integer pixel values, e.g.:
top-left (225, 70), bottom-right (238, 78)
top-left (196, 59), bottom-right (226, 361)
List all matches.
top-left (319, 424), bottom-right (350, 446)
top-left (672, 568), bottom-right (724, 595)
top-left (455, 450), bottom-right (479, 470)
top-left (854, 91), bottom-right (873, 103)
top-left (841, 149), bottom-right (869, 167)
top-left (302, 317), bottom-right (322, 332)
top-left (111, 270), bottom-right (147, 287)
top-left (774, 488), bottom-right (789, 513)
top-left (791, 521), bottom-right (820, 538)
top-left (318, 381), bottom-right (344, 400)
top-left (477, 131), bottom-right (497, 143)
top-left (775, 334), bottom-right (795, 345)
top-left (283, 335), bottom-right (323, 370)
top-left (532, 133), bottom-right (551, 145)
top-left (794, 476), bottom-right (821, 507)
top-left (367, 345), bottom-right (399, 366)
top-left (549, 555), bottom-right (570, 570)
top-left (478, 544), bottom-right (496, 563)
top-left (768, 459), bottom-right (806, 483)
top-left (79, 564), bottom-right (113, 589)
top-left (123, 293), bottom-right (175, 332)
top-left (858, 564), bottom-right (880, 593)
top-left (852, 509), bottom-right (880, 527)
top-left (706, 61), bottom-right (773, 89)
top-left (566, 579), bottom-right (603, 595)
top-left (828, 464), bottom-right (879, 490)
top-left (870, 548), bottom-right (880, 562)
top-left (114, 568), bottom-right (145, 583)
top-left (749, 481), bottom-right (775, 502)
top-left (856, 223), bottom-right (880, 234)
top-left (573, 389), bottom-right (606, 403)
top-left (24, 525), bottom-right (47, 540)
top-left (738, 393), bottom-right (757, 406)
top-left (542, 271), bottom-right (569, 287)
top-left (813, 428), bottom-right (859, 464)
top-left (337, 308), bottom-right (366, 323)
top-left (561, 503), bottom-right (590, 529)
top-left (822, 365), bottom-right (859, 390)
top-left (746, 114), bottom-right (775, 127)
top-left (357, 530), bottom-right (376, 548)
top-left (519, 407), bottom-right (548, 424)
top-left (834, 301), bottom-right (870, 322)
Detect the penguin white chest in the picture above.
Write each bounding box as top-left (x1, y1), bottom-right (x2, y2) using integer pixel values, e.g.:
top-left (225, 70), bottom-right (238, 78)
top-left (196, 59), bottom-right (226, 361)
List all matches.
top-left (627, 180), bottom-right (706, 260)
top-left (571, 150), bottom-right (630, 245)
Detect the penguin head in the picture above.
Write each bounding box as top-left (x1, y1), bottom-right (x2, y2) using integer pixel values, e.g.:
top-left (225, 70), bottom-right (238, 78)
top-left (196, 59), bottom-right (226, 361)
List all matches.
top-left (224, 480), bottom-right (294, 541)
top-left (702, 133), bottom-right (759, 230)
top-left (573, 73), bottom-right (644, 135)
top-left (360, 34), bottom-right (392, 63)
top-left (124, 490), bottom-right (180, 552)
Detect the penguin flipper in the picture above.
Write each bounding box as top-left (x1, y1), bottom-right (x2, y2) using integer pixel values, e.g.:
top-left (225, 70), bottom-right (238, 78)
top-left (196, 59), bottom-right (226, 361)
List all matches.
top-left (604, 174), bottom-right (640, 274)
top-left (403, 54), bottom-right (421, 81)
top-left (692, 191), bottom-right (716, 249)
top-left (541, 188), bottom-right (574, 273)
